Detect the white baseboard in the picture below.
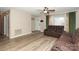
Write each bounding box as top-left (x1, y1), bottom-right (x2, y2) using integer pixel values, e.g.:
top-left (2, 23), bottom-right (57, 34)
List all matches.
top-left (10, 32), bottom-right (32, 39)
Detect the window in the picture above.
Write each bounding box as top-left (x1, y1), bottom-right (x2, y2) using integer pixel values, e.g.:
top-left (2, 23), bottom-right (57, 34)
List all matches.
top-left (54, 16), bottom-right (65, 26)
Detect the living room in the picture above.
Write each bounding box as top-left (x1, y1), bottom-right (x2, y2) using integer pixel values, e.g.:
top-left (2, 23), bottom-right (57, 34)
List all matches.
top-left (0, 7), bottom-right (79, 51)
top-left (1, 0), bottom-right (79, 59)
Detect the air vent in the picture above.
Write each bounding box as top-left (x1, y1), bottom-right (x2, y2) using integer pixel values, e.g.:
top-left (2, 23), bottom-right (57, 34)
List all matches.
top-left (14, 29), bottom-right (22, 35)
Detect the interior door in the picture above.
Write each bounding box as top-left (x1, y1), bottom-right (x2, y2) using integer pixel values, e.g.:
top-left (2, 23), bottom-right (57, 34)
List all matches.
top-left (35, 18), bottom-right (40, 31)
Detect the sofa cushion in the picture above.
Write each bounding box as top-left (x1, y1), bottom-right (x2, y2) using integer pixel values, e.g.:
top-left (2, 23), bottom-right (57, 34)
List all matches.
top-left (52, 31), bottom-right (74, 51)
top-left (60, 31), bottom-right (73, 43)
top-left (52, 41), bottom-right (74, 51)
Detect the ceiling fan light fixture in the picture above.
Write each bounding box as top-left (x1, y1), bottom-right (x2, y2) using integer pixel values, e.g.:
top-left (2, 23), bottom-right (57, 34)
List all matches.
top-left (44, 10), bottom-right (47, 13)
top-left (43, 7), bottom-right (48, 14)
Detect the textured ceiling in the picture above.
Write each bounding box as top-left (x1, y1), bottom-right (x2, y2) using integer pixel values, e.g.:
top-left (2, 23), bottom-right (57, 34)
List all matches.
top-left (14, 7), bottom-right (79, 16)
top-left (0, 7), bottom-right (79, 16)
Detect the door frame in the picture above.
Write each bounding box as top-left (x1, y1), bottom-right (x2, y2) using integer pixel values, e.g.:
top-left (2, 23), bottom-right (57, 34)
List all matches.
top-left (2, 11), bottom-right (10, 38)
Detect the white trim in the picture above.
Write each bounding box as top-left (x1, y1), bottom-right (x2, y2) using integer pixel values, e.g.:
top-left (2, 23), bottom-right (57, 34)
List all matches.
top-left (9, 32), bottom-right (32, 39)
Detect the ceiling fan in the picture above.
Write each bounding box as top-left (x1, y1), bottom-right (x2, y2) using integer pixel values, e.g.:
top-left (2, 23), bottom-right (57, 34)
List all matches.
top-left (43, 7), bottom-right (55, 15)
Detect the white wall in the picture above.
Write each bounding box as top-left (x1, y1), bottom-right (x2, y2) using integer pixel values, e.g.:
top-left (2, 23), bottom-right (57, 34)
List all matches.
top-left (76, 11), bottom-right (79, 29)
top-left (9, 8), bottom-right (32, 38)
top-left (49, 15), bottom-right (54, 25)
top-left (34, 15), bottom-right (46, 32)
top-left (64, 13), bottom-right (69, 32)
top-left (34, 17), bottom-right (40, 31)
top-left (31, 17), bottom-right (35, 31)
top-left (40, 15), bottom-right (46, 32)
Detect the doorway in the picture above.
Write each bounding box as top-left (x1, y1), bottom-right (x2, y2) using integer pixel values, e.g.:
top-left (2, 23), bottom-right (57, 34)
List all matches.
top-left (0, 11), bottom-right (9, 39)
top-left (31, 17), bottom-right (41, 33)
top-left (4, 14), bottom-right (9, 37)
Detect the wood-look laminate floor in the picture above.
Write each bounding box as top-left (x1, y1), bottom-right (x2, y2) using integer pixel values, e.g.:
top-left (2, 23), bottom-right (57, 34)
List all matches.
top-left (0, 32), bottom-right (57, 51)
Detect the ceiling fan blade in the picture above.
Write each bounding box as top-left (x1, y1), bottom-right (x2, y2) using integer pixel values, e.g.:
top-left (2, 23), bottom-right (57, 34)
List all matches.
top-left (48, 9), bottom-right (55, 12)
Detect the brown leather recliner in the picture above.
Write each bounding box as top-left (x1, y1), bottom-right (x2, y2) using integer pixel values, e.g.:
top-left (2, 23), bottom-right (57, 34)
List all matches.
top-left (44, 25), bottom-right (64, 38)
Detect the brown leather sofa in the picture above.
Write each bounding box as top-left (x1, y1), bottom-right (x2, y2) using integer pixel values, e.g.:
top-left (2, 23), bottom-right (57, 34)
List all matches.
top-left (44, 25), bottom-right (64, 38)
top-left (51, 29), bottom-right (79, 51)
